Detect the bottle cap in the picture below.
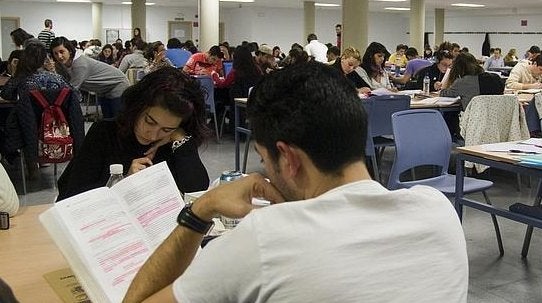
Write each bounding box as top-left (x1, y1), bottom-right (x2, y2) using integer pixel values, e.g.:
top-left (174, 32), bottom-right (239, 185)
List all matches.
top-left (110, 164), bottom-right (123, 174)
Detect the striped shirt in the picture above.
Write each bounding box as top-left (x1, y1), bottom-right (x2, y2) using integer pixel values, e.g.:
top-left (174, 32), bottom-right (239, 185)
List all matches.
top-left (38, 29), bottom-right (55, 50)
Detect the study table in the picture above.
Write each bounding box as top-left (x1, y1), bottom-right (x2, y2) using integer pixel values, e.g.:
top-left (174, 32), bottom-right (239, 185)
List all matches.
top-left (0, 204), bottom-right (67, 302)
top-left (232, 95), bottom-right (462, 172)
top-left (455, 145), bottom-right (542, 257)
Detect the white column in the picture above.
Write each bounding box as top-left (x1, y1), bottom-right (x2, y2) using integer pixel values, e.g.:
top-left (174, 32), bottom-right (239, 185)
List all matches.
top-left (0, 5), bottom-right (3, 59)
top-left (92, 2), bottom-right (103, 41)
top-left (199, 0), bottom-right (219, 52)
top-left (409, 0), bottom-right (425, 53)
top-left (434, 8), bottom-right (445, 48)
top-left (343, 0), bottom-right (368, 52)
top-left (132, 0), bottom-right (147, 40)
top-left (304, 1), bottom-right (315, 41)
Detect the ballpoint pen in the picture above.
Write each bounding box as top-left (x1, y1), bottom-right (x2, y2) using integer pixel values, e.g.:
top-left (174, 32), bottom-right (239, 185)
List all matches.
top-left (509, 150), bottom-right (539, 154)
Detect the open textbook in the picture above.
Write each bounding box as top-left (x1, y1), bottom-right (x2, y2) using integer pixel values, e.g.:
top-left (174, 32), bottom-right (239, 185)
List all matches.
top-left (40, 162), bottom-right (185, 303)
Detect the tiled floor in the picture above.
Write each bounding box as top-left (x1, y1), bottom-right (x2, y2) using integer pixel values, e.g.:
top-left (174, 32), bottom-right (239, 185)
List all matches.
top-left (4, 128), bottom-right (541, 302)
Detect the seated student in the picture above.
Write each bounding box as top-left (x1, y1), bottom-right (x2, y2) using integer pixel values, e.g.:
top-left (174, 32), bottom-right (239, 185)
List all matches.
top-left (0, 50), bottom-right (23, 78)
top-left (350, 42), bottom-right (395, 91)
top-left (0, 164), bottom-right (19, 217)
top-left (441, 52), bottom-right (504, 110)
top-left (0, 41), bottom-right (85, 181)
top-left (144, 41), bottom-right (173, 74)
top-left (57, 67), bottom-right (210, 201)
top-left (331, 46), bottom-right (370, 94)
top-left (118, 38), bottom-right (147, 73)
top-left (392, 47), bottom-right (433, 86)
top-left (50, 36), bottom-right (130, 119)
top-left (483, 47), bottom-right (505, 70)
top-left (505, 54), bottom-right (542, 90)
top-left (123, 62), bottom-right (468, 303)
top-left (165, 38), bottom-right (191, 68)
top-left (415, 50), bottom-right (454, 91)
top-left (326, 45), bottom-right (340, 64)
top-left (386, 43), bottom-right (408, 68)
top-left (182, 45), bottom-right (224, 76)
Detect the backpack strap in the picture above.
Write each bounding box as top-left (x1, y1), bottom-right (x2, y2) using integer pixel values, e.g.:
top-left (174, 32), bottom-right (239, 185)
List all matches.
top-left (29, 90), bottom-right (49, 109)
top-left (53, 88), bottom-right (70, 107)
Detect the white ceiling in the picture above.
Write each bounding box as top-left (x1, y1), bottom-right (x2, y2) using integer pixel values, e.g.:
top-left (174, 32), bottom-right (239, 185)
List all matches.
top-left (13, 0), bottom-right (542, 12)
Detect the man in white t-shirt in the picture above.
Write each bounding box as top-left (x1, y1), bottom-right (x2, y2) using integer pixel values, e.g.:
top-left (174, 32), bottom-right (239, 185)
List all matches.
top-left (124, 62), bottom-right (468, 303)
top-left (304, 33), bottom-right (329, 63)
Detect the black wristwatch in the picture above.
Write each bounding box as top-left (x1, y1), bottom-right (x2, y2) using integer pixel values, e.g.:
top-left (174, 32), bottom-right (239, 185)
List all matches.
top-left (177, 204), bottom-right (214, 235)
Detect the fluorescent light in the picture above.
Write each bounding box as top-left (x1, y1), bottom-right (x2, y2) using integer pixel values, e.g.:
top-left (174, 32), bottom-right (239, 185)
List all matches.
top-left (121, 1), bottom-right (156, 5)
top-left (385, 7), bottom-right (410, 10)
top-left (377, 0), bottom-right (407, 2)
top-left (451, 3), bottom-right (485, 7)
top-left (315, 3), bottom-right (341, 7)
top-left (56, 0), bottom-right (91, 2)
top-left (219, 0), bottom-right (255, 2)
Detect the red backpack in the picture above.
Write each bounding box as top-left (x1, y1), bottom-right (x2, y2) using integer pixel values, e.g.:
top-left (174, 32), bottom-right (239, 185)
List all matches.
top-left (30, 88), bottom-right (73, 163)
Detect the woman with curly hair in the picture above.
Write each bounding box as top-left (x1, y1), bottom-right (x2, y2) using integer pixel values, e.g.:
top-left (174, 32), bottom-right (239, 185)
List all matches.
top-left (57, 67), bottom-right (210, 200)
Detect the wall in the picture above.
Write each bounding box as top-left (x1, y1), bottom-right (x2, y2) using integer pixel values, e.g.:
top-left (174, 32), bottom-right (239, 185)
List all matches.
top-left (427, 8), bottom-right (542, 58)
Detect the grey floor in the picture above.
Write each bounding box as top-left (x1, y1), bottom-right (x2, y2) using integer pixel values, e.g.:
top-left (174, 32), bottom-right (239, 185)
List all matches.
top-left (4, 124), bottom-right (541, 303)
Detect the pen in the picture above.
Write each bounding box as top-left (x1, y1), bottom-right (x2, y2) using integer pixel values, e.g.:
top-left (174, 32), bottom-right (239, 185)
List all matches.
top-left (509, 150), bottom-right (539, 154)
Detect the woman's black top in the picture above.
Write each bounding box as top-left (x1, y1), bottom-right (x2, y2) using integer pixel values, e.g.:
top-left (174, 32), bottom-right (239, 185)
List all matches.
top-left (57, 120), bottom-right (209, 200)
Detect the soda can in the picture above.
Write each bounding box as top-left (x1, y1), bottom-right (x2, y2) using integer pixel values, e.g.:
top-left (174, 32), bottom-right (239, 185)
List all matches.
top-left (219, 170), bottom-right (243, 228)
top-left (220, 170), bottom-right (243, 185)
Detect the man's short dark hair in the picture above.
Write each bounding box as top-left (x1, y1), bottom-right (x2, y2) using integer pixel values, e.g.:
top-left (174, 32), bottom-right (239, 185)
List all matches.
top-left (167, 38), bottom-right (182, 49)
top-left (405, 47), bottom-right (418, 58)
top-left (45, 19), bottom-right (53, 28)
top-left (247, 62), bottom-right (367, 173)
top-left (307, 34), bottom-right (318, 43)
top-left (529, 45), bottom-right (540, 54)
top-left (327, 46), bottom-right (340, 57)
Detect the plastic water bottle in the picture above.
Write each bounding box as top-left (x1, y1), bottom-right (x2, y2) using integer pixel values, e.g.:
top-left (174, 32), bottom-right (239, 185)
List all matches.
top-left (106, 164), bottom-right (124, 187)
top-left (423, 74), bottom-right (431, 94)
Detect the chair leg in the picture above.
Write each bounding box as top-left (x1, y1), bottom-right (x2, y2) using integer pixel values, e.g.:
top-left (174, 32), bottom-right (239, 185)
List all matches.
top-left (242, 131), bottom-right (251, 173)
top-left (483, 191), bottom-right (504, 256)
top-left (212, 112), bottom-right (220, 143)
top-left (371, 155), bottom-right (379, 183)
top-left (219, 107), bottom-right (229, 139)
top-left (19, 150), bottom-right (27, 195)
top-left (516, 173), bottom-right (521, 192)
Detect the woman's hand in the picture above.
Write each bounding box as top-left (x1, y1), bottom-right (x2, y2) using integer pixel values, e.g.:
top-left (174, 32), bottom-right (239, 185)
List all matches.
top-left (144, 128), bottom-right (186, 159)
top-left (434, 81), bottom-right (443, 91)
top-left (357, 87), bottom-right (371, 95)
top-left (128, 157), bottom-right (153, 175)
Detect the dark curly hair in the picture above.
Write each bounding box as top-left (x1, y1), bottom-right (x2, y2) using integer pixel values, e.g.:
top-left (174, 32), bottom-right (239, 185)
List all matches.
top-left (117, 66), bottom-right (210, 146)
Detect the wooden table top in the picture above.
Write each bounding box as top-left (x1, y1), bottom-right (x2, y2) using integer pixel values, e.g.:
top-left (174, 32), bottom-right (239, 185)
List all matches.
top-left (456, 145), bottom-right (521, 164)
top-left (0, 204), bottom-right (68, 302)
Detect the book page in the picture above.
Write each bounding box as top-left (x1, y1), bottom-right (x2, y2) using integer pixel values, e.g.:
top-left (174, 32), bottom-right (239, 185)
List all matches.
top-left (53, 187), bottom-right (152, 302)
top-left (111, 162), bottom-right (185, 248)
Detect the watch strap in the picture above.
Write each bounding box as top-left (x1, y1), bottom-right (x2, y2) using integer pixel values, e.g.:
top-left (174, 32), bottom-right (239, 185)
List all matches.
top-left (177, 204), bottom-right (214, 235)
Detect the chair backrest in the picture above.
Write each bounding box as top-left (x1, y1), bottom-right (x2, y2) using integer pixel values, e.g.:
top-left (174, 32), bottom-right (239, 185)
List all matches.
top-left (193, 75), bottom-right (216, 114)
top-left (362, 101), bottom-right (376, 157)
top-left (461, 94), bottom-right (529, 146)
top-left (364, 94), bottom-right (411, 137)
top-left (223, 60), bottom-right (233, 77)
top-left (387, 109), bottom-right (451, 189)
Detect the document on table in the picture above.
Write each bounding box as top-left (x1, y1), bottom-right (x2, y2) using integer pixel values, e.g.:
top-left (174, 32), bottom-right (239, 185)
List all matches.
top-left (480, 142), bottom-right (542, 154)
top-left (411, 96), bottom-right (460, 105)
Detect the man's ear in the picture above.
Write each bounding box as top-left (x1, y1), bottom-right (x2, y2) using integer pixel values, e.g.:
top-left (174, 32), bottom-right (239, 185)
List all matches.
top-left (276, 141), bottom-right (301, 177)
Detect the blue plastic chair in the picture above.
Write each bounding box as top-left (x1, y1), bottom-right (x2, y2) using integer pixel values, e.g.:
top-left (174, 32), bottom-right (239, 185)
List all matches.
top-left (362, 94), bottom-right (411, 181)
top-left (193, 75), bottom-right (221, 142)
top-left (387, 109), bottom-right (504, 255)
